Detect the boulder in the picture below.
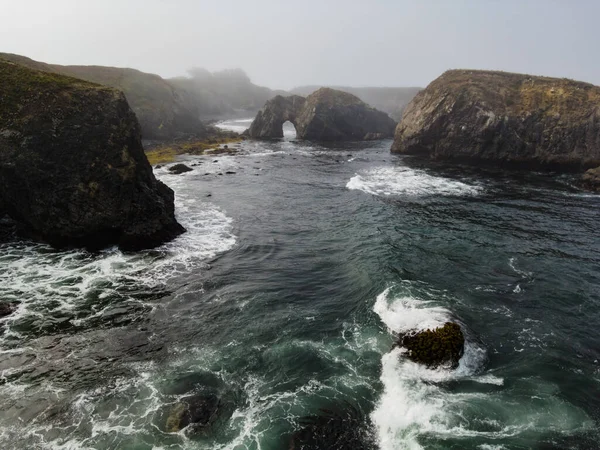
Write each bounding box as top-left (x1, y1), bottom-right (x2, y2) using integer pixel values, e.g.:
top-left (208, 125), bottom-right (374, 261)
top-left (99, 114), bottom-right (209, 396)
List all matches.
top-left (0, 60), bottom-right (185, 250)
top-left (248, 88), bottom-right (396, 141)
top-left (398, 322), bottom-right (464, 369)
top-left (392, 70), bottom-right (600, 171)
top-left (582, 166), bottom-right (600, 191)
top-left (168, 163), bottom-right (193, 174)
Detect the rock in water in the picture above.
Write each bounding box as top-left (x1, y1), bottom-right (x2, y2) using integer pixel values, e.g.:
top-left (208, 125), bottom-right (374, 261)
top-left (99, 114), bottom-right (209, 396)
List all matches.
top-left (582, 166), bottom-right (600, 191)
top-left (391, 70), bottom-right (600, 171)
top-left (0, 60), bottom-right (185, 250)
top-left (399, 322), bottom-right (464, 369)
top-left (248, 88), bottom-right (396, 141)
top-left (168, 163), bottom-right (193, 174)
top-left (165, 394), bottom-right (220, 433)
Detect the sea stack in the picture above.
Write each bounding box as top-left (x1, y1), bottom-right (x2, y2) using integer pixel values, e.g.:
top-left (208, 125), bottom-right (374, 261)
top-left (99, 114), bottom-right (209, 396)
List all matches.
top-left (391, 70), bottom-right (600, 172)
top-left (249, 88), bottom-right (397, 141)
top-left (0, 59), bottom-right (185, 250)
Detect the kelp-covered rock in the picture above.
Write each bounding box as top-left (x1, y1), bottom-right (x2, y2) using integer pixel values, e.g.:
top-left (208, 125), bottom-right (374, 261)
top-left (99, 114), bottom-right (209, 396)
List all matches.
top-left (249, 88), bottom-right (396, 141)
top-left (0, 60), bottom-right (184, 250)
top-left (392, 70), bottom-right (600, 171)
top-left (289, 403), bottom-right (375, 450)
top-left (399, 322), bottom-right (464, 369)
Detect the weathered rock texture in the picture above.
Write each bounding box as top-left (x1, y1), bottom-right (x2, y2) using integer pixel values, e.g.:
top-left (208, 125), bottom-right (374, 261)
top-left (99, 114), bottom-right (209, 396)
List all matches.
top-left (0, 60), bottom-right (184, 250)
top-left (582, 166), bottom-right (600, 191)
top-left (398, 322), bottom-right (464, 369)
top-left (249, 88), bottom-right (396, 141)
top-left (392, 70), bottom-right (600, 171)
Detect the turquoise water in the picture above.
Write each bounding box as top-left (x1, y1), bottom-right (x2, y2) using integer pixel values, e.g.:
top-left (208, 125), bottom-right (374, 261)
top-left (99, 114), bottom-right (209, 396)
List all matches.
top-left (0, 119), bottom-right (598, 449)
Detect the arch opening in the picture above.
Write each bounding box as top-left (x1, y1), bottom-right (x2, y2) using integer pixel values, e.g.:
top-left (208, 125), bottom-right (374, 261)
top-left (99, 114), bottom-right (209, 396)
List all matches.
top-left (282, 120), bottom-right (297, 139)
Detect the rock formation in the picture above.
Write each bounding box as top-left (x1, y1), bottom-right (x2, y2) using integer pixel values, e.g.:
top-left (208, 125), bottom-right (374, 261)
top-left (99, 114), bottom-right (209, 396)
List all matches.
top-left (290, 85), bottom-right (422, 121)
top-left (392, 70), bottom-right (600, 172)
top-left (582, 166), bottom-right (600, 191)
top-left (248, 88), bottom-right (396, 141)
top-left (0, 60), bottom-right (184, 250)
top-left (398, 322), bottom-right (464, 369)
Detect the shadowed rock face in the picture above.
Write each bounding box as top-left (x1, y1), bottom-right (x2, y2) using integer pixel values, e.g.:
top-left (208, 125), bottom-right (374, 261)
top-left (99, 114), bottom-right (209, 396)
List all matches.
top-left (249, 88), bottom-right (396, 141)
top-left (248, 95), bottom-right (306, 138)
top-left (392, 70), bottom-right (600, 171)
top-left (0, 60), bottom-right (184, 250)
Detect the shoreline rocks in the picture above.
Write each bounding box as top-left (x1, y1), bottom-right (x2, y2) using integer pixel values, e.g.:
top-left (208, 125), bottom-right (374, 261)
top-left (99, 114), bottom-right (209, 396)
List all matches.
top-left (392, 70), bottom-right (600, 174)
top-left (0, 60), bottom-right (185, 251)
top-left (249, 88), bottom-right (396, 141)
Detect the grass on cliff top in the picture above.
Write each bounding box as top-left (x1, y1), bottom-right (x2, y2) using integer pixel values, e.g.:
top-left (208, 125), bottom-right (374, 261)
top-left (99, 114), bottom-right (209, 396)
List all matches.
top-left (0, 59), bottom-right (111, 120)
top-left (145, 135), bottom-right (243, 165)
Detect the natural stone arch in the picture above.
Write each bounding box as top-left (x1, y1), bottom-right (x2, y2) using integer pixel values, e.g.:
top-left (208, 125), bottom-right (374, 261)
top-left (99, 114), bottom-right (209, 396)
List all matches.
top-left (248, 88), bottom-right (397, 141)
top-left (248, 95), bottom-right (306, 138)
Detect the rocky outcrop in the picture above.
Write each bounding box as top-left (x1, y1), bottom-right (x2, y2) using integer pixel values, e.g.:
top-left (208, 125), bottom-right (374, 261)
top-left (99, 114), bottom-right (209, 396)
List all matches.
top-left (582, 166), bottom-right (600, 191)
top-left (0, 60), bottom-right (184, 250)
top-left (290, 85), bottom-right (422, 121)
top-left (392, 70), bottom-right (600, 171)
top-left (398, 322), bottom-right (464, 369)
top-left (248, 95), bottom-right (307, 138)
top-left (249, 88), bottom-right (396, 141)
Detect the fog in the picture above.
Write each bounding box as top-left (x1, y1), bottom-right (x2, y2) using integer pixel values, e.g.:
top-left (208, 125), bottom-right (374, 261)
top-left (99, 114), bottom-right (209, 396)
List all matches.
top-left (2, 0), bottom-right (599, 89)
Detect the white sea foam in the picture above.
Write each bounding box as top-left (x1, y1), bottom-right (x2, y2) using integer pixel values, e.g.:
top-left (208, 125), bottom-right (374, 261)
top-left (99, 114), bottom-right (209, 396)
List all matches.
top-left (370, 286), bottom-right (593, 449)
top-left (347, 166), bottom-right (482, 197)
top-left (371, 286), bottom-right (488, 449)
top-left (0, 172), bottom-right (236, 332)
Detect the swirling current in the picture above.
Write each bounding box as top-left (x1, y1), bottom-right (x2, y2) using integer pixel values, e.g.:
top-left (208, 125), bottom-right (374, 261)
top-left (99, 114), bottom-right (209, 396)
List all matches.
top-left (0, 119), bottom-right (599, 449)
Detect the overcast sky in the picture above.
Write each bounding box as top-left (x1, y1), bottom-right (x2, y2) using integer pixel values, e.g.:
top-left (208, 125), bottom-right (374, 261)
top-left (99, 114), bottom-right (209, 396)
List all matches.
top-left (2, 0), bottom-right (599, 90)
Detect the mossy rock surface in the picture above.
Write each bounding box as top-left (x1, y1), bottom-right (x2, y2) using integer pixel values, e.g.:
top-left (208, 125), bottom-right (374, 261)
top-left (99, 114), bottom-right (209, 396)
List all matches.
top-left (165, 393), bottom-right (221, 433)
top-left (0, 59), bottom-right (184, 250)
top-left (399, 322), bottom-right (464, 369)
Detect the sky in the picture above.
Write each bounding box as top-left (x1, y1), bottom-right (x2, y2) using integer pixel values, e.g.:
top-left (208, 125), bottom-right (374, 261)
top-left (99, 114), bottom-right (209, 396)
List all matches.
top-left (2, 0), bottom-right (599, 90)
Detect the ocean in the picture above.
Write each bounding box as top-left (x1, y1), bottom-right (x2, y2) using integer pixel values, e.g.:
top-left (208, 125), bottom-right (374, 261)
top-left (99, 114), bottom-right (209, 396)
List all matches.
top-left (0, 118), bottom-right (598, 449)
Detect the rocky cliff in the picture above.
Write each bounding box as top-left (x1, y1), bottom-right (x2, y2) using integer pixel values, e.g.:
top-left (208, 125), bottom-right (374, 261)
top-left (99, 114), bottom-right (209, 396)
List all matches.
top-left (391, 70), bottom-right (600, 172)
top-left (249, 88), bottom-right (396, 141)
top-left (290, 85), bottom-right (422, 121)
top-left (0, 60), bottom-right (184, 250)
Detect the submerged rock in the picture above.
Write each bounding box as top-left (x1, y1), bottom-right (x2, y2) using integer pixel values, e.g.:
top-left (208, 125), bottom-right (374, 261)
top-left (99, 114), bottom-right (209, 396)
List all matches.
top-left (392, 70), bottom-right (600, 172)
top-left (398, 322), bottom-right (464, 369)
top-left (165, 393), bottom-right (220, 433)
top-left (0, 59), bottom-right (184, 250)
top-left (0, 302), bottom-right (16, 318)
top-left (249, 88), bottom-right (396, 141)
top-left (289, 403), bottom-right (375, 450)
top-left (168, 163), bottom-right (193, 174)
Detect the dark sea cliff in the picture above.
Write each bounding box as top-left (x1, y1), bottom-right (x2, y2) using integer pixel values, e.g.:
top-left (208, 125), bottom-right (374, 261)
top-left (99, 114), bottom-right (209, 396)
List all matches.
top-left (0, 119), bottom-right (598, 449)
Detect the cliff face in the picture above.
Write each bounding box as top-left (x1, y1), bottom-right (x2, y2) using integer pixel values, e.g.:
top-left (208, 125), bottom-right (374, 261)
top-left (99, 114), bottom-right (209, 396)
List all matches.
top-left (391, 70), bottom-right (600, 170)
top-left (0, 60), bottom-right (184, 250)
top-left (248, 88), bottom-right (396, 141)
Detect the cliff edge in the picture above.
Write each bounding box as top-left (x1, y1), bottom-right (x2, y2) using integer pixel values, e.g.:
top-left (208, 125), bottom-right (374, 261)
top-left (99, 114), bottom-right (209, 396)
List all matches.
top-left (0, 60), bottom-right (184, 250)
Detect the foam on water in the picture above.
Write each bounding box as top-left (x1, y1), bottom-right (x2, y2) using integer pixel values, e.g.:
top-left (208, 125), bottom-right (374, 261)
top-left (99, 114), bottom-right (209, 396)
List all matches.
top-left (347, 166), bottom-right (482, 197)
top-left (0, 171), bottom-right (236, 337)
top-left (371, 286), bottom-right (593, 449)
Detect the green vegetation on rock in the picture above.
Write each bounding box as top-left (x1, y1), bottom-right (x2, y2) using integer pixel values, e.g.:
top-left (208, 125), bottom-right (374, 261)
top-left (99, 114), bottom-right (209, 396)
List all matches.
top-left (399, 322), bottom-right (465, 369)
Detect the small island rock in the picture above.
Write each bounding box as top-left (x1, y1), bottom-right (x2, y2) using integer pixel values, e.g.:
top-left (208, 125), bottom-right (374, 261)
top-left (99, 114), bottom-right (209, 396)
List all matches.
top-left (249, 88), bottom-right (396, 141)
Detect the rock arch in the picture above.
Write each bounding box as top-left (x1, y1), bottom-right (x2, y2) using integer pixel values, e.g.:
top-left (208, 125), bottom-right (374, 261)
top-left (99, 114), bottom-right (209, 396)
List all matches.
top-left (247, 95), bottom-right (306, 138)
top-left (248, 88), bottom-right (397, 141)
